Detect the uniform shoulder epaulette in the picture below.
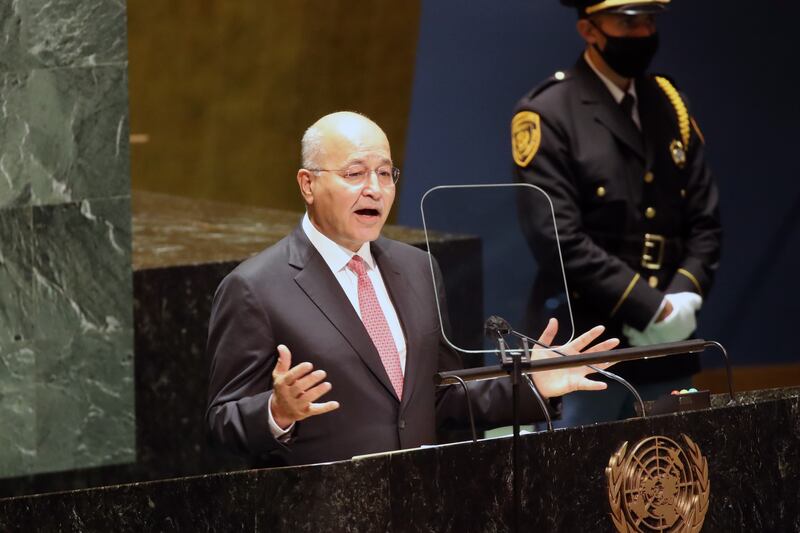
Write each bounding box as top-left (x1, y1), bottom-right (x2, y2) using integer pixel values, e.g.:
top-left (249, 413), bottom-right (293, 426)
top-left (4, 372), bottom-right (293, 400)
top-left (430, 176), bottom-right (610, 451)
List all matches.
top-left (512, 70), bottom-right (570, 168)
top-left (651, 74), bottom-right (691, 148)
top-left (526, 70), bottom-right (571, 100)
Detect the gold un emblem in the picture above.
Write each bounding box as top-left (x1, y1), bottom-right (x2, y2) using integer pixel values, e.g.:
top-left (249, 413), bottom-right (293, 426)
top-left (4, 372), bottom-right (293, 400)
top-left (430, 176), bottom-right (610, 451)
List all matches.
top-left (606, 434), bottom-right (710, 533)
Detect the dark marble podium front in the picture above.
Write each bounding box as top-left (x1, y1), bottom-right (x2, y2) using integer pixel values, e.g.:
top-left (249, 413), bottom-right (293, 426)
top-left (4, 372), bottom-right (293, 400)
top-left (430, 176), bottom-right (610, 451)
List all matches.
top-left (1, 387), bottom-right (798, 532)
top-left (0, 191), bottom-right (483, 497)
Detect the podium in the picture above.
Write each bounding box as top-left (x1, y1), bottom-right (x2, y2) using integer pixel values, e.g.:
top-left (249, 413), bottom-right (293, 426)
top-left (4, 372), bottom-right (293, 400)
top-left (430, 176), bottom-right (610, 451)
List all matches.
top-left (1, 387), bottom-right (798, 532)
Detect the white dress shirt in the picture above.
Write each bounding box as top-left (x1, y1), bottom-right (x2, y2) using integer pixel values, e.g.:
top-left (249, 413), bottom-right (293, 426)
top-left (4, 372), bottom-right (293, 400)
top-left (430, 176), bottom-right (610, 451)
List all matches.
top-left (268, 214), bottom-right (408, 438)
top-left (584, 51), bottom-right (641, 130)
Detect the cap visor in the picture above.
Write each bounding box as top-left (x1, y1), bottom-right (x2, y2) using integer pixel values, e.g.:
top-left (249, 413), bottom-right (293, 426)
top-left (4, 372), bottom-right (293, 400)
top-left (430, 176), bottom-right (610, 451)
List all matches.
top-left (608, 4), bottom-right (668, 14)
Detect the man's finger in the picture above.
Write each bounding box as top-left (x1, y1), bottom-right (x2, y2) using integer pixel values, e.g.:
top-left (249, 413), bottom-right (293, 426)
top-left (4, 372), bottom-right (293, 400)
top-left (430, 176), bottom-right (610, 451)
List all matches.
top-left (537, 317), bottom-right (559, 346)
top-left (283, 361), bottom-right (315, 387)
top-left (577, 377), bottom-right (608, 391)
top-left (275, 344), bottom-right (292, 375)
top-left (564, 325), bottom-right (605, 353)
top-left (306, 401), bottom-right (340, 417)
top-left (301, 381), bottom-right (334, 404)
top-left (583, 337), bottom-right (620, 354)
top-left (293, 370), bottom-right (328, 397)
top-left (590, 361), bottom-right (617, 371)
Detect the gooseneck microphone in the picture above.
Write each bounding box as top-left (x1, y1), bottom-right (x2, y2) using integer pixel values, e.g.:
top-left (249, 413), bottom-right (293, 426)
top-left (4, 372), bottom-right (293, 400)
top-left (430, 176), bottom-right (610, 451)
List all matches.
top-left (484, 316), bottom-right (554, 430)
top-left (484, 315), bottom-right (512, 337)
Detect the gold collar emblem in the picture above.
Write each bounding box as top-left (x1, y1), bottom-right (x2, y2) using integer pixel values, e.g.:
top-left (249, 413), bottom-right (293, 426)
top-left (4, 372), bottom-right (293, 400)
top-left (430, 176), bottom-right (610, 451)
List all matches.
top-left (606, 434), bottom-right (710, 532)
top-left (670, 139), bottom-right (687, 168)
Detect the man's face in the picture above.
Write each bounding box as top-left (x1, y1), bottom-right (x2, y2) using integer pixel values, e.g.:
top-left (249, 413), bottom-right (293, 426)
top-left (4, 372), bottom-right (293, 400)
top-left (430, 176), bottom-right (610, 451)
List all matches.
top-left (300, 117), bottom-right (395, 251)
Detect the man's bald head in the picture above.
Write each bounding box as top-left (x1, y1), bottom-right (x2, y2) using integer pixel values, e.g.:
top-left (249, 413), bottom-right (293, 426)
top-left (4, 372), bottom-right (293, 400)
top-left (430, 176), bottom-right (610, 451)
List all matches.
top-left (296, 111), bottom-right (396, 252)
top-left (301, 111), bottom-right (389, 169)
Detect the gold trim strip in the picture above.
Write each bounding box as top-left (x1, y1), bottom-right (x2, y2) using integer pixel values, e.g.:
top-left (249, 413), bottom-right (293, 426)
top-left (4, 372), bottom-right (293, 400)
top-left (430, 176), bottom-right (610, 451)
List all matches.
top-left (585, 0), bottom-right (670, 15)
top-left (690, 116), bottom-right (705, 144)
top-left (654, 76), bottom-right (690, 148)
top-left (610, 273), bottom-right (640, 317)
top-left (677, 268), bottom-right (703, 297)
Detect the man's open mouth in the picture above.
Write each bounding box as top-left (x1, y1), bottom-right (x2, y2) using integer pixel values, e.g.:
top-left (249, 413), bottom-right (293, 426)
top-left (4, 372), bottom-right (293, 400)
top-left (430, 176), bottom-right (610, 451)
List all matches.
top-left (354, 208), bottom-right (380, 217)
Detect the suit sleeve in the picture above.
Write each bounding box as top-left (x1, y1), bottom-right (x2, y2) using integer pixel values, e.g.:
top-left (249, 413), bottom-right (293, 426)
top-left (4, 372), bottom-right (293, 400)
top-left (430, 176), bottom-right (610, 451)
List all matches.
top-left (513, 105), bottom-right (663, 329)
top-left (205, 272), bottom-right (287, 457)
top-left (666, 115), bottom-right (722, 297)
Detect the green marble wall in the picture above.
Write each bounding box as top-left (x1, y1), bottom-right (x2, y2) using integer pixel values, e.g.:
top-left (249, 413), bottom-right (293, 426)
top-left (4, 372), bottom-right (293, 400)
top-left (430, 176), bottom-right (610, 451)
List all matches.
top-left (0, 0), bottom-right (133, 476)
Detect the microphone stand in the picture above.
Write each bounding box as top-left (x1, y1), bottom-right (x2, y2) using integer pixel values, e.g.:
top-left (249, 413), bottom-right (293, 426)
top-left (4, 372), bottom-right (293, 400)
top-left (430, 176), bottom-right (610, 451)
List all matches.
top-left (494, 333), bottom-right (552, 533)
top-left (493, 332), bottom-right (524, 533)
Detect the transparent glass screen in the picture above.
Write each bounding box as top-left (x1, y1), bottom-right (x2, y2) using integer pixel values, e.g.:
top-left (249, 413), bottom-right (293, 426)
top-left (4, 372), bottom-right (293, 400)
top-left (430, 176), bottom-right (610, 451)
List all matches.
top-left (420, 183), bottom-right (575, 356)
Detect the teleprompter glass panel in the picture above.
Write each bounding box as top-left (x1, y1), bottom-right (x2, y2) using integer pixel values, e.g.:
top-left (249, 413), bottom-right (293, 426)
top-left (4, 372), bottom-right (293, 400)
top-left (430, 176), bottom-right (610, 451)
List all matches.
top-left (420, 183), bottom-right (575, 359)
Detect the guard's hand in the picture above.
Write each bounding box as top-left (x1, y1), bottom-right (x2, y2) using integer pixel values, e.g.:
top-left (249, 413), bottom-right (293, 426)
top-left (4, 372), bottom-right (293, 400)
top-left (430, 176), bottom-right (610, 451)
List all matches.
top-left (623, 292), bottom-right (703, 346)
top-left (270, 344), bottom-right (340, 429)
top-left (529, 318), bottom-right (620, 397)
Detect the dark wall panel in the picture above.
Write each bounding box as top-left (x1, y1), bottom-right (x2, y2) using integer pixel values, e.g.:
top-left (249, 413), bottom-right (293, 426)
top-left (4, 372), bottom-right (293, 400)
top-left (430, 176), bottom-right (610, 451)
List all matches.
top-left (399, 1), bottom-right (800, 366)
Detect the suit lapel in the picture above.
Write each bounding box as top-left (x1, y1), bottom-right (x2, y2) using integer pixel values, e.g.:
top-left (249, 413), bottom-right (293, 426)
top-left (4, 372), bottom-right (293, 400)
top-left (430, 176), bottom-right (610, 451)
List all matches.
top-left (372, 239), bottom-right (420, 410)
top-left (288, 227), bottom-right (399, 401)
top-left (575, 57), bottom-right (645, 161)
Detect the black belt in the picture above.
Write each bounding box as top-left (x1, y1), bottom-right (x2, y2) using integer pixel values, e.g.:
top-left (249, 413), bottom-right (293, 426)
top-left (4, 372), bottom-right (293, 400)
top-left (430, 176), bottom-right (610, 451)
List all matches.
top-left (589, 232), bottom-right (684, 271)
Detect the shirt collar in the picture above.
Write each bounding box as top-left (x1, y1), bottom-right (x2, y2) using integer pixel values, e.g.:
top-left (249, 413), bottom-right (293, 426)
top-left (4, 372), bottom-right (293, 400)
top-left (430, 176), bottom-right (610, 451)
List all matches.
top-left (301, 212), bottom-right (375, 273)
top-left (584, 50), bottom-right (637, 105)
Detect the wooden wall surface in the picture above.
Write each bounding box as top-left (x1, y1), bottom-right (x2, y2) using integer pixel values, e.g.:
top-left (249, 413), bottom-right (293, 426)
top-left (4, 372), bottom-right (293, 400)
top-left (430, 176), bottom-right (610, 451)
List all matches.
top-left (128, 1), bottom-right (421, 217)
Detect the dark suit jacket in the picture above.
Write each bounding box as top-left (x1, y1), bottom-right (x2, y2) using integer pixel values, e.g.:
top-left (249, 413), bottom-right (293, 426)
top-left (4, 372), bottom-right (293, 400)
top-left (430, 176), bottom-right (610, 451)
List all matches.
top-left (513, 56), bottom-right (721, 383)
top-left (206, 224), bottom-right (547, 466)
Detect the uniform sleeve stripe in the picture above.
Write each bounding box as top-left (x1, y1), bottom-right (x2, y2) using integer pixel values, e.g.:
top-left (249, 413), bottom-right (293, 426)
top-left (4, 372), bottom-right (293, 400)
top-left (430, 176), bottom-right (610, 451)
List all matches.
top-left (690, 116), bottom-right (705, 144)
top-left (677, 268), bottom-right (703, 296)
top-left (610, 273), bottom-right (641, 318)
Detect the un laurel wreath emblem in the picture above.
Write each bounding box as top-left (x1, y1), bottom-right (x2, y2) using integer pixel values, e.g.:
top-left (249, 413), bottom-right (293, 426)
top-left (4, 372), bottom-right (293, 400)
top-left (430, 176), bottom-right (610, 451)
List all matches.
top-left (606, 434), bottom-right (710, 533)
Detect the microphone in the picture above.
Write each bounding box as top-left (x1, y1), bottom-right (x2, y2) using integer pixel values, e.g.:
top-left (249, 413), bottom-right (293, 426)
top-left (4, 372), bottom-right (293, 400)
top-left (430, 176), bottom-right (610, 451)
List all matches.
top-left (484, 315), bottom-right (512, 337)
top-left (484, 316), bottom-right (553, 430)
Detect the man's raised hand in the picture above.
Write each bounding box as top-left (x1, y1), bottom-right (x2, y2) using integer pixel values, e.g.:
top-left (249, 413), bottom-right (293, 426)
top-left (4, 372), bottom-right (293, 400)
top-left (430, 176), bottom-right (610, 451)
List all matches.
top-left (529, 318), bottom-right (620, 397)
top-left (270, 344), bottom-right (340, 429)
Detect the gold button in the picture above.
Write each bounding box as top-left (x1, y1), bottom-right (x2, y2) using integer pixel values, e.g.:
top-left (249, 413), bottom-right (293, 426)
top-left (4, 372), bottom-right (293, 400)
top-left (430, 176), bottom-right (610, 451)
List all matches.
top-left (645, 207), bottom-right (656, 219)
top-left (644, 171), bottom-right (654, 183)
top-left (596, 186), bottom-right (606, 197)
top-left (681, 189), bottom-right (686, 198)
top-left (648, 275), bottom-right (659, 288)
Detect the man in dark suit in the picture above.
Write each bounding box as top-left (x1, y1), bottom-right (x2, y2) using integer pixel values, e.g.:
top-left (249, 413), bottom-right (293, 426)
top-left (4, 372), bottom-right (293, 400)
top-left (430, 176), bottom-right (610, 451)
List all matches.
top-left (512, 0), bottom-right (721, 426)
top-left (207, 111), bottom-right (619, 466)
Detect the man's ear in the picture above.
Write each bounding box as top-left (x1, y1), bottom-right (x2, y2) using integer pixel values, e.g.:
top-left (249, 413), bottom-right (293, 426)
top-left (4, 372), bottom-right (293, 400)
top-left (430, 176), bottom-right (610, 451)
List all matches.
top-left (297, 169), bottom-right (314, 205)
top-left (577, 18), bottom-right (599, 45)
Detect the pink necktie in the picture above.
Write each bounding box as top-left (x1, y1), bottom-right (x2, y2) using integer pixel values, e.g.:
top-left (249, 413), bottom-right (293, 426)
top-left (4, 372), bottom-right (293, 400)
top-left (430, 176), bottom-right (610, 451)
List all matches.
top-left (347, 255), bottom-right (404, 399)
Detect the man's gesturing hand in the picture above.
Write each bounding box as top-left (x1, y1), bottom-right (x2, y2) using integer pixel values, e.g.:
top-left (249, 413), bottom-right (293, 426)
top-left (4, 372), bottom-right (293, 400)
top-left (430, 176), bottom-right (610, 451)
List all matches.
top-left (270, 344), bottom-right (340, 430)
top-left (529, 318), bottom-right (620, 398)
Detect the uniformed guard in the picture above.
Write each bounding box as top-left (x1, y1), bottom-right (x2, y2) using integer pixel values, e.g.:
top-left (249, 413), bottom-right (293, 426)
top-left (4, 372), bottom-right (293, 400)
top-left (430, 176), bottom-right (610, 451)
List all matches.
top-left (512, 0), bottom-right (721, 426)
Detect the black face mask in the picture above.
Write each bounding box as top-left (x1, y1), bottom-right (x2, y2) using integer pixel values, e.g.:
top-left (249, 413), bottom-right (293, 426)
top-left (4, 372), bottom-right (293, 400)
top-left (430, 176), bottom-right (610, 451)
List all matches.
top-left (592, 27), bottom-right (660, 78)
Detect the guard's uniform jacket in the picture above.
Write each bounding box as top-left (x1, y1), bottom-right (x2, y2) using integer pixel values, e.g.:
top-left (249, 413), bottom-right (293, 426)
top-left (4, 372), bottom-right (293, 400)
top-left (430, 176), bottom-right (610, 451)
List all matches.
top-left (512, 56), bottom-right (721, 383)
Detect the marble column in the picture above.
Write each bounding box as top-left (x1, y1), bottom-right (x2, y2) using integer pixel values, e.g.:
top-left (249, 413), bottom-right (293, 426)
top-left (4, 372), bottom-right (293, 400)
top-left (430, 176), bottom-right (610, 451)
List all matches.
top-left (0, 0), bottom-right (133, 477)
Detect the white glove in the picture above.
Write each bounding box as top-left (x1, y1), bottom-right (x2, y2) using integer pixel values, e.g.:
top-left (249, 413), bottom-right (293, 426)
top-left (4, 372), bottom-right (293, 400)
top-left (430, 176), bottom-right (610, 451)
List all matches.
top-left (623, 292), bottom-right (703, 346)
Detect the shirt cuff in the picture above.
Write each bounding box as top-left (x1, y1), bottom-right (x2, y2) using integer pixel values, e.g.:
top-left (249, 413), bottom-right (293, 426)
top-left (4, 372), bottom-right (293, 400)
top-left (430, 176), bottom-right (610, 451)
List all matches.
top-left (268, 394), bottom-right (295, 441)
